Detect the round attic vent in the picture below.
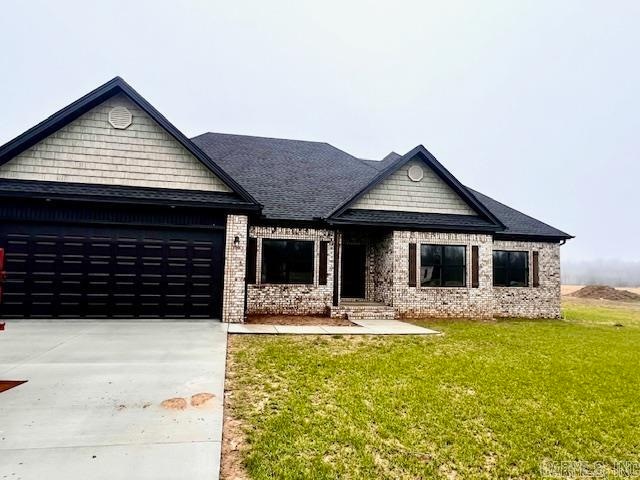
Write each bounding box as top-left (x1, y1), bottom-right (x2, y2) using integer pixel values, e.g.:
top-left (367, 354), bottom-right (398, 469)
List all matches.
top-left (407, 165), bottom-right (424, 182)
top-left (108, 106), bottom-right (132, 129)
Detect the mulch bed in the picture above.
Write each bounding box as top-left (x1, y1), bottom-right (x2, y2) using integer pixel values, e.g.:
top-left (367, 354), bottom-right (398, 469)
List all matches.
top-left (245, 314), bottom-right (354, 326)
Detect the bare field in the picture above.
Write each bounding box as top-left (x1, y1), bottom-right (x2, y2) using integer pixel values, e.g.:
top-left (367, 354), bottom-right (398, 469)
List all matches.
top-left (562, 284), bottom-right (640, 296)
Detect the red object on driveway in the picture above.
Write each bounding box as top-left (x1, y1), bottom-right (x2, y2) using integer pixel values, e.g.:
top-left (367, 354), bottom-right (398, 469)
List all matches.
top-left (0, 380), bottom-right (26, 393)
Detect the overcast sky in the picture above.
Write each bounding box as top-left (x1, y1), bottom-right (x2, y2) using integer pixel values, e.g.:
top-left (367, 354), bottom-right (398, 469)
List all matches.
top-left (1, 0), bottom-right (637, 263)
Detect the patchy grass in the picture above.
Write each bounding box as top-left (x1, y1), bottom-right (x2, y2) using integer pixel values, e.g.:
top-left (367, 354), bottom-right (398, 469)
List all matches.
top-left (563, 297), bottom-right (640, 328)
top-left (224, 301), bottom-right (640, 479)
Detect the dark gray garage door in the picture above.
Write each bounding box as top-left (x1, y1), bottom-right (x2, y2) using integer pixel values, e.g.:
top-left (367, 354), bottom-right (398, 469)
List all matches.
top-left (0, 223), bottom-right (224, 318)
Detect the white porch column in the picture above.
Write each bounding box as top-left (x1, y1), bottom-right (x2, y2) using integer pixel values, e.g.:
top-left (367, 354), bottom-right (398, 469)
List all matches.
top-left (221, 214), bottom-right (248, 323)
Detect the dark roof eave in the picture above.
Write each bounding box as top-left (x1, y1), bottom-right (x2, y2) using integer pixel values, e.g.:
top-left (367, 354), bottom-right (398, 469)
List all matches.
top-left (493, 232), bottom-right (574, 243)
top-left (0, 190), bottom-right (260, 212)
top-left (326, 217), bottom-right (502, 233)
top-left (328, 217), bottom-right (573, 241)
top-left (0, 180), bottom-right (260, 212)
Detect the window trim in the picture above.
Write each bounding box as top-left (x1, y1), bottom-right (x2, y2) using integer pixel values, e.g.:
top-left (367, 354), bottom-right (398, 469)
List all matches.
top-left (493, 250), bottom-right (530, 288)
top-left (419, 244), bottom-right (467, 288)
top-left (260, 238), bottom-right (315, 285)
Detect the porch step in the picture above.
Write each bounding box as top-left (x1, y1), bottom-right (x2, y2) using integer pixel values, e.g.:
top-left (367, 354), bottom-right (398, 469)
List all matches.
top-left (331, 302), bottom-right (396, 320)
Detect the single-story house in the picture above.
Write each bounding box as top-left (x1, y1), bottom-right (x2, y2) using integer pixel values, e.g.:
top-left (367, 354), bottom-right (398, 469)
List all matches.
top-left (0, 77), bottom-right (572, 322)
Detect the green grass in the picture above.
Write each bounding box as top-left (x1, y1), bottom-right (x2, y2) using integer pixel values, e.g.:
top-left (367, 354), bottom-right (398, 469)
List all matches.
top-left (226, 300), bottom-right (640, 479)
top-left (562, 297), bottom-right (640, 327)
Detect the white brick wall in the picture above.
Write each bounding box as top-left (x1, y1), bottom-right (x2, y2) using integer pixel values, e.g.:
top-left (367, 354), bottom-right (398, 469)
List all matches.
top-left (492, 240), bottom-right (561, 318)
top-left (0, 93), bottom-right (232, 192)
top-left (238, 226), bottom-right (563, 320)
top-left (393, 231), bottom-right (495, 318)
top-left (371, 233), bottom-right (394, 304)
top-left (391, 234), bottom-right (561, 319)
top-left (352, 159), bottom-right (477, 215)
top-left (247, 226), bottom-right (335, 315)
top-left (222, 215), bottom-right (248, 323)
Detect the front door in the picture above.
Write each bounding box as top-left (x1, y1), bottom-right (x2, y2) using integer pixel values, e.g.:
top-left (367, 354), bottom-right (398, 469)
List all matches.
top-left (341, 244), bottom-right (366, 298)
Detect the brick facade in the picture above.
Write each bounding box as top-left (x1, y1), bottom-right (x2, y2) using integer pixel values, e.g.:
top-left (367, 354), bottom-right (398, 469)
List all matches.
top-left (371, 233), bottom-right (394, 305)
top-left (392, 231), bottom-right (495, 318)
top-left (492, 240), bottom-right (561, 318)
top-left (224, 225), bottom-right (563, 322)
top-left (221, 215), bottom-right (248, 323)
top-left (246, 226), bottom-right (335, 315)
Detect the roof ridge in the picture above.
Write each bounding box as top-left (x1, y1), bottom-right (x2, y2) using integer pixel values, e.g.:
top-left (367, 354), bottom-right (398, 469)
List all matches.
top-left (192, 131), bottom-right (388, 166)
top-left (193, 131), bottom-right (336, 147)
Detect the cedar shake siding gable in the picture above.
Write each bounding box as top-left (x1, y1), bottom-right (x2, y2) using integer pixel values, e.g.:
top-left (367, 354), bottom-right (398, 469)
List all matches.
top-left (0, 94), bottom-right (232, 192)
top-left (351, 158), bottom-right (477, 216)
top-left (328, 146), bottom-right (505, 230)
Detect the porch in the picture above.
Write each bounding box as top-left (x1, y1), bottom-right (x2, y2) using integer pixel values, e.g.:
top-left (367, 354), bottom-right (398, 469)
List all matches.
top-left (331, 229), bottom-right (397, 320)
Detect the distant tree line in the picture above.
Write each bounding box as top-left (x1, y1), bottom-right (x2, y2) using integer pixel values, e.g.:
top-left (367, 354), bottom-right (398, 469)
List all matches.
top-left (562, 259), bottom-right (640, 287)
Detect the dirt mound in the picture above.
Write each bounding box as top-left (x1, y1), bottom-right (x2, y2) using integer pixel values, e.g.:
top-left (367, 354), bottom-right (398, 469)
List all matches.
top-left (569, 285), bottom-right (640, 301)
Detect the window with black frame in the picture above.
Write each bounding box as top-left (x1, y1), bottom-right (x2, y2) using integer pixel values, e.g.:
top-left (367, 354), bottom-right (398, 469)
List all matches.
top-left (420, 245), bottom-right (466, 287)
top-left (493, 250), bottom-right (529, 287)
top-left (261, 239), bottom-right (314, 284)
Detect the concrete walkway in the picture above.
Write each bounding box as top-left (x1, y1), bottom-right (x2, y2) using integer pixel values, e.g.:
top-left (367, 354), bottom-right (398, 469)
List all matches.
top-left (0, 320), bottom-right (228, 480)
top-left (228, 319), bottom-right (440, 335)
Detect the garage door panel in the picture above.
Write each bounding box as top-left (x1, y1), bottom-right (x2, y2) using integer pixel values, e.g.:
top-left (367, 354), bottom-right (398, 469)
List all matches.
top-left (88, 242), bottom-right (111, 254)
top-left (0, 223), bottom-right (224, 319)
top-left (190, 304), bottom-right (214, 318)
top-left (87, 262), bottom-right (111, 275)
top-left (113, 282), bottom-right (135, 295)
top-left (141, 263), bottom-right (163, 276)
top-left (191, 282), bottom-right (212, 295)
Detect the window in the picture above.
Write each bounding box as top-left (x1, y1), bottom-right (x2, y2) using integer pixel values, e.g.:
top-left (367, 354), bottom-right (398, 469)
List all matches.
top-left (493, 250), bottom-right (529, 287)
top-left (261, 239), bottom-right (314, 284)
top-left (420, 245), bottom-right (466, 287)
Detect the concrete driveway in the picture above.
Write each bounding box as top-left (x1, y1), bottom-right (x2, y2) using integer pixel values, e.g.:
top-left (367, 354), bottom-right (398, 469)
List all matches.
top-left (0, 320), bottom-right (228, 480)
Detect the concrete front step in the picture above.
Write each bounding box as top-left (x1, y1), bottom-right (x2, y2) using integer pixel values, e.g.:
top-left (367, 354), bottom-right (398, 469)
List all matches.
top-left (331, 302), bottom-right (396, 320)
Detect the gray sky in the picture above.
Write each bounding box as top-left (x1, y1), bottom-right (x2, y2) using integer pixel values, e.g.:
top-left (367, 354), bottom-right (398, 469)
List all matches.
top-left (1, 0), bottom-right (637, 263)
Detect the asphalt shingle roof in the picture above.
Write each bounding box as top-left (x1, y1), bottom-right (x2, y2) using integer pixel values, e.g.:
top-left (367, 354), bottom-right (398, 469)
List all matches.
top-left (192, 132), bottom-right (571, 240)
top-left (468, 189), bottom-right (572, 239)
top-left (191, 133), bottom-right (379, 221)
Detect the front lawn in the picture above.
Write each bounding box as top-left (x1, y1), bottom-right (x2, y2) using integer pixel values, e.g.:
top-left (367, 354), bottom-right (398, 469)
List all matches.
top-left (224, 300), bottom-right (640, 479)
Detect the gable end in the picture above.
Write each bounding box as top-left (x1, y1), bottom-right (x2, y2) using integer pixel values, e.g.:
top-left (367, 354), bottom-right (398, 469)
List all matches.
top-left (329, 145), bottom-right (504, 229)
top-left (351, 158), bottom-right (476, 215)
top-left (0, 94), bottom-right (232, 191)
top-left (0, 77), bottom-right (259, 205)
